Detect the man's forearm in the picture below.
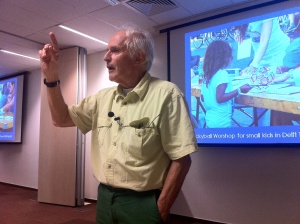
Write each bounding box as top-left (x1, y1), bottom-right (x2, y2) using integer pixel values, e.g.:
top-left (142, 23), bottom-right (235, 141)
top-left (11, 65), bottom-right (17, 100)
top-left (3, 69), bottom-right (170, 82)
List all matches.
top-left (46, 86), bottom-right (74, 127)
top-left (157, 155), bottom-right (192, 221)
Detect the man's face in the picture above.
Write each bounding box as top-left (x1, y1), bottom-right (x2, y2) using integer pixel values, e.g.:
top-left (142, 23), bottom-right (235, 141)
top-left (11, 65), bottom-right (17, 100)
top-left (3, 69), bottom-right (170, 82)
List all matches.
top-left (104, 31), bottom-right (136, 88)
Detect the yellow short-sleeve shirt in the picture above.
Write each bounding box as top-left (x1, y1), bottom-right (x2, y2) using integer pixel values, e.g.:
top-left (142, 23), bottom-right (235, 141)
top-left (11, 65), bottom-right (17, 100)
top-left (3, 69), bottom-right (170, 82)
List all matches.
top-left (69, 73), bottom-right (197, 191)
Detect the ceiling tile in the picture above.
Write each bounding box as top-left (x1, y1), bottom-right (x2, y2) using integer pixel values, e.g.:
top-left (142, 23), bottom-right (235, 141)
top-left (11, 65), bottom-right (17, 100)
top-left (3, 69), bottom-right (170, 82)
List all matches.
top-left (61, 0), bottom-right (110, 13)
top-left (173, 0), bottom-right (233, 15)
top-left (0, 19), bottom-right (36, 38)
top-left (3, 0), bottom-right (86, 23)
top-left (0, 52), bottom-right (39, 76)
top-left (30, 25), bottom-right (108, 54)
top-left (90, 4), bottom-right (158, 32)
top-left (0, 1), bottom-right (57, 32)
top-left (149, 7), bottom-right (191, 25)
top-left (230, 0), bottom-right (255, 3)
top-left (61, 15), bottom-right (118, 44)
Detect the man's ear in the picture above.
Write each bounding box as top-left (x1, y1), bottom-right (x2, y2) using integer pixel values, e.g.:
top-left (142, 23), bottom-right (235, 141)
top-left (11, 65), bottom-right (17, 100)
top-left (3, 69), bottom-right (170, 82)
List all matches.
top-left (134, 51), bottom-right (146, 65)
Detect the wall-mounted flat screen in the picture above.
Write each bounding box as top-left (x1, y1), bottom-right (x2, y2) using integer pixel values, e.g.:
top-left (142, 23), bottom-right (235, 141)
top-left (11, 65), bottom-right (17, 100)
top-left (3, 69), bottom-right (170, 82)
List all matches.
top-left (0, 74), bottom-right (24, 143)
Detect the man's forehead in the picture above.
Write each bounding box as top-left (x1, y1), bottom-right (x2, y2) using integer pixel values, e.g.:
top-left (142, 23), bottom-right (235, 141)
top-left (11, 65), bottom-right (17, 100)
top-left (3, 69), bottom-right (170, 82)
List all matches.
top-left (109, 30), bottom-right (126, 42)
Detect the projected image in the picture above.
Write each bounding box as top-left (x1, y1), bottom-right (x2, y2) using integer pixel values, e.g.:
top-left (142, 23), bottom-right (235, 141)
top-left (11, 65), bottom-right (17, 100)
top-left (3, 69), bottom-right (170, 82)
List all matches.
top-left (0, 77), bottom-right (18, 141)
top-left (185, 6), bottom-right (300, 144)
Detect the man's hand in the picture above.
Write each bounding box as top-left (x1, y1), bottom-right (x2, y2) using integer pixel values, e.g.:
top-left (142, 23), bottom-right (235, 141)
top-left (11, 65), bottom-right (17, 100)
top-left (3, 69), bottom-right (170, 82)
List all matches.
top-left (157, 155), bottom-right (192, 222)
top-left (39, 32), bottom-right (60, 81)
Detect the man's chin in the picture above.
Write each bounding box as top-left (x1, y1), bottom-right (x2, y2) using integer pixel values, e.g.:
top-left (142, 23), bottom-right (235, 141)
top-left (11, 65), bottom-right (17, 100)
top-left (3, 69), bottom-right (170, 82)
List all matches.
top-left (108, 75), bottom-right (119, 84)
top-left (109, 73), bottom-right (116, 81)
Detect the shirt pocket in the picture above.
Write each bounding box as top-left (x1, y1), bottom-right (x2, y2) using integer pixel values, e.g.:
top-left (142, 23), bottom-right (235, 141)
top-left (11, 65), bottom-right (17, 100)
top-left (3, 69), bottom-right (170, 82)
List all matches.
top-left (126, 127), bottom-right (157, 159)
top-left (97, 117), bottom-right (112, 146)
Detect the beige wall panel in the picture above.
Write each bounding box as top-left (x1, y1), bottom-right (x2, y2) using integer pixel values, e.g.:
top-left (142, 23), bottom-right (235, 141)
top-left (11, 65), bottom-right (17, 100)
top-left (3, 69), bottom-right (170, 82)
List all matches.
top-left (38, 47), bottom-right (78, 206)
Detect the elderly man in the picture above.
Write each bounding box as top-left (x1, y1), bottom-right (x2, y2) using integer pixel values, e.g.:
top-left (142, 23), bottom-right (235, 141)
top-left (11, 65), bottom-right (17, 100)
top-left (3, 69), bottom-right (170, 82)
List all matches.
top-left (39, 25), bottom-right (197, 224)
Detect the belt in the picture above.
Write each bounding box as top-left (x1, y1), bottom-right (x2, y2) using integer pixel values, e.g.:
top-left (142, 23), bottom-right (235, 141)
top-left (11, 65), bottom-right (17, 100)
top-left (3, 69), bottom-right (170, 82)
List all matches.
top-left (100, 183), bottom-right (161, 196)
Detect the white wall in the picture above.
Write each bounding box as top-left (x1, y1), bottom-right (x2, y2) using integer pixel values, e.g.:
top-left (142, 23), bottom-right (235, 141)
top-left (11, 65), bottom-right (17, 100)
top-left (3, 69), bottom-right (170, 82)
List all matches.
top-left (172, 148), bottom-right (300, 224)
top-left (1, 31), bottom-right (300, 224)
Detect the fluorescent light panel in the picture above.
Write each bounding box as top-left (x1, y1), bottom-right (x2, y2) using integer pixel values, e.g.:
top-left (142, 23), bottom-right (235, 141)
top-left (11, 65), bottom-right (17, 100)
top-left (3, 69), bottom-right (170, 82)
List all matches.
top-left (0, 49), bottom-right (39, 61)
top-left (58, 25), bottom-right (108, 45)
top-left (105, 0), bottom-right (121, 6)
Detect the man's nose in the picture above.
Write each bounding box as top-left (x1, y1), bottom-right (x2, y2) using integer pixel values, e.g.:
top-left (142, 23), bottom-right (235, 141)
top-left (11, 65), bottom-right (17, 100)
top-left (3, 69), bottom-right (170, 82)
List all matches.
top-left (104, 52), bottom-right (111, 61)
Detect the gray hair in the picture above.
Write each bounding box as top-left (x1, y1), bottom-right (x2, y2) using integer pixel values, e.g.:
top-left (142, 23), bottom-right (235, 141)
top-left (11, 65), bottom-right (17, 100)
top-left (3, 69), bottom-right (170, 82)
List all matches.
top-left (121, 24), bottom-right (154, 72)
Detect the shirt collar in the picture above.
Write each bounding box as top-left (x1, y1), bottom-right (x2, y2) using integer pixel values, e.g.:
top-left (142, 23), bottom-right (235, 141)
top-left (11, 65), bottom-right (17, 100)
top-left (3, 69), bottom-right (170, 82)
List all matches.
top-left (114, 73), bottom-right (151, 101)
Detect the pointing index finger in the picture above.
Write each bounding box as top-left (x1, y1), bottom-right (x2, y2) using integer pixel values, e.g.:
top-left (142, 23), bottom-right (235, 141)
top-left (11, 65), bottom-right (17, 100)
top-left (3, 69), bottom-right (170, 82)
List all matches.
top-left (49, 32), bottom-right (59, 53)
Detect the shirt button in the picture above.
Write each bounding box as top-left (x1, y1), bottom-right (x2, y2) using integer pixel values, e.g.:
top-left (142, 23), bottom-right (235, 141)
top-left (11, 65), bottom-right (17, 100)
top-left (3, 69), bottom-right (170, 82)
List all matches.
top-left (113, 142), bottom-right (116, 146)
top-left (108, 164), bottom-right (111, 169)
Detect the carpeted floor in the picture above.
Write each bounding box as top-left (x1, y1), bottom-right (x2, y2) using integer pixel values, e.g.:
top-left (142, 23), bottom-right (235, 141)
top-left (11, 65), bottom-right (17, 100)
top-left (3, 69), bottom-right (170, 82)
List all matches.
top-left (0, 183), bottom-right (213, 224)
top-left (0, 183), bottom-right (96, 224)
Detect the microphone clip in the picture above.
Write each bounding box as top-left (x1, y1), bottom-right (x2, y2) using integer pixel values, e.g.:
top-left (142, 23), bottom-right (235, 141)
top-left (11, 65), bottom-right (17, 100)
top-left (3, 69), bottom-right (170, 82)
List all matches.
top-left (108, 111), bottom-right (121, 125)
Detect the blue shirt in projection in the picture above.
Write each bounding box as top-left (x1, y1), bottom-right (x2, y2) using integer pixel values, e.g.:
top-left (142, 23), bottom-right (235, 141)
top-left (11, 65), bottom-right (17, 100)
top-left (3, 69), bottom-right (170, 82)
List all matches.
top-left (248, 18), bottom-right (290, 66)
top-left (201, 69), bottom-right (233, 128)
top-left (0, 92), bottom-right (7, 108)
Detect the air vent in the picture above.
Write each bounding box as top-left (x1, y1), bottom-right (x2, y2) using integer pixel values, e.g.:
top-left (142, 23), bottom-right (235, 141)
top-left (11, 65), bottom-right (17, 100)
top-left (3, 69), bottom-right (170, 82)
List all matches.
top-left (124, 0), bottom-right (178, 16)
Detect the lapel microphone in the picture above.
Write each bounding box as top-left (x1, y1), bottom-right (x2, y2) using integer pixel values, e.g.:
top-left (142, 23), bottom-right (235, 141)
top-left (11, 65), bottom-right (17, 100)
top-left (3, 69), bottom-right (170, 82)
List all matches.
top-left (108, 111), bottom-right (120, 121)
top-left (107, 112), bottom-right (159, 129)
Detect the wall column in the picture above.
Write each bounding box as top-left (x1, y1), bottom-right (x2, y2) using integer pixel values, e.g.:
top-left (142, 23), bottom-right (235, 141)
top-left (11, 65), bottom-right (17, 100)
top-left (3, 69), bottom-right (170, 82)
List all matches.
top-left (38, 47), bottom-right (87, 206)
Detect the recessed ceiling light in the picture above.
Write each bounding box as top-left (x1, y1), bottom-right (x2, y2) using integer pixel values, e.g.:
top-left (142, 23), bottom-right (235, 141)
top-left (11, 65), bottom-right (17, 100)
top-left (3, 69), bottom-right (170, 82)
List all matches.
top-left (0, 49), bottom-right (39, 61)
top-left (105, 0), bottom-right (121, 6)
top-left (58, 25), bottom-right (108, 45)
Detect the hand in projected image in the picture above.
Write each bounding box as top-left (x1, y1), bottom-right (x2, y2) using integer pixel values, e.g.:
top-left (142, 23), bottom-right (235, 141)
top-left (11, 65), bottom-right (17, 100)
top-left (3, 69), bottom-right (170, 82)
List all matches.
top-left (272, 72), bottom-right (289, 83)
top-left (39, 32), bottom-right (60, 81)
top-left (240, 65), bottom-right (257, 76)
top-left (239, 84), bottom-right (253, 93)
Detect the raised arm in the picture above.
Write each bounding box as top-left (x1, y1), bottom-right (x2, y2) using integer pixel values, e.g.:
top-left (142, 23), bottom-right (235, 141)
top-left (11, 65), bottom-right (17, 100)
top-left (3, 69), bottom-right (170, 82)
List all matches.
top-left (39, 32), bottom-right (75, 127)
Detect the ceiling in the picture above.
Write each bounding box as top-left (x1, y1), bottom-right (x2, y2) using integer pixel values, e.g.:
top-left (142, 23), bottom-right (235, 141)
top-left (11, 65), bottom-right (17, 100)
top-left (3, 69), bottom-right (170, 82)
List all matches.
top-left (0, 0), bottom-right (285, 78)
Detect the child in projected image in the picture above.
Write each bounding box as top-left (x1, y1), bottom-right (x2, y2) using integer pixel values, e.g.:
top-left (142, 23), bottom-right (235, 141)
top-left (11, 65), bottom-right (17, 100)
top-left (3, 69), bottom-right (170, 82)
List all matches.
top-left (0, 81), bottom-right (15, 115)
top-left (271, 28), bottom-right (300, 126)
top-left (201, 40), bottom-right (252, 128)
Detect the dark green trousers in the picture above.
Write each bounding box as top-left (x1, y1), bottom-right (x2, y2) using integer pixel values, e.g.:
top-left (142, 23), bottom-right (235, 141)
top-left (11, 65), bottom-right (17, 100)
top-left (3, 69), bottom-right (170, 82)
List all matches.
top-left (96, 183), bottom-right (164, 224)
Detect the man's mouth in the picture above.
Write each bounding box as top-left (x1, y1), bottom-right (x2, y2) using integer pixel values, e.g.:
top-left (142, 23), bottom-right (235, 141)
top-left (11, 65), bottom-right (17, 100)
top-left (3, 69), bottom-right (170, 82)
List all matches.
top-left (107, 65), bottom-right (115, 72)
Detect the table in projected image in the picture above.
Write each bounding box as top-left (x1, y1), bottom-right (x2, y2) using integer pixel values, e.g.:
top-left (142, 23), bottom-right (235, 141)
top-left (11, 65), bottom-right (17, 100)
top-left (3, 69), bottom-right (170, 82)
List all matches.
top-left (0, 112), bottom-right (14, 130)
top-left (192, 83), bottom-right (300, 127)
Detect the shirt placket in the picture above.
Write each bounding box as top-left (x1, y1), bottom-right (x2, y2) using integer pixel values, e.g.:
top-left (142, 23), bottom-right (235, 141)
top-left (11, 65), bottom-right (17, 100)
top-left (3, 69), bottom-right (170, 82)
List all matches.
top-left (105, 94), bottom-right (129, 186)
